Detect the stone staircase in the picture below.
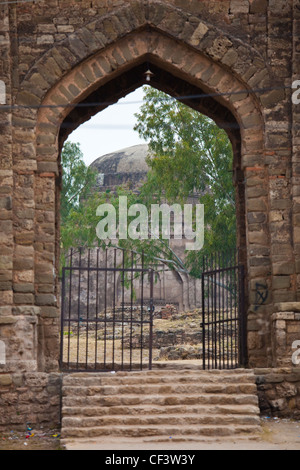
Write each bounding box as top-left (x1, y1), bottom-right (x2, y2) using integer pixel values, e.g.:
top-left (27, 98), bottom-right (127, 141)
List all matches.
top-left (60, 367), bottom-right (262, 443)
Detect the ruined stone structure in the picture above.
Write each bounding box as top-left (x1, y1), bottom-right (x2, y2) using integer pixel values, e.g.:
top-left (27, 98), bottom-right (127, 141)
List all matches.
top-left (1, 0), bottom-right (300, 429)
top-left (91, 144), bottom-right (150, 192)
top-left (90, 143), bottom-right (202, 312)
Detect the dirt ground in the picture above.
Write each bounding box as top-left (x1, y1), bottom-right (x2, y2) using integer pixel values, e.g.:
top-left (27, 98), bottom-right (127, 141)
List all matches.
top-left (1, 418), bottom-right (300, 450)
top-left (0, 429), bottom-right (62, 451)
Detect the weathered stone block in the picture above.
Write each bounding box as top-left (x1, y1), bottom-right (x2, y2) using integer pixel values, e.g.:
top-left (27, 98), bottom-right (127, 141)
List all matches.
top-left (273, 263), bottom-right (295, 276)
top-left (14, 232), bottom-right (34, 246)
top-left (263, 99), bottom-right (287, 119)
top-left (57, 25), bottom-right (74, 34)
top-left (13, 283), bottom-right (34, 293)
top-left (230, 0), bottom-right (249, 14)
top-left (250, 0), bottom-right (268, 14)
top-left (35, 294), bottom-right (56, 306)
top-left (0, 256), bottom-right (12, 270)
top-left (0, 306), bottom-right (12, 317)
top-left (272, 276), bottom-right (291, 290)
top-left (12, 306), bottom-right (40, 316)
top-left (13, 258), bottom-right (34, 271)
top-left (40, 307), bottom-right (59, 318)
top-left (246, 198), bottom-right (267, 211)
top-left (0, 317), bottom-right (16, 325)
top-left (248, 231), bottom-right (268, 245)
top-left (0, 196), bottom-right (12, 211)
top-left (274, 303), bottom-right (300, 313)
top-left (13, 293), bottom-right (35, 305)
top-left (0, 374), bottom-right (12, 386)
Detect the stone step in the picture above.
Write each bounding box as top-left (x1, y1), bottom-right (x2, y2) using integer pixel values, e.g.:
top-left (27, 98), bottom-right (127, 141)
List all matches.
top-left (61, 369), bottom-right (261, 442)
top-left (62, 412), bottom-right (261, 429)
top-left (63, 368), bottom-right (255, 378)
top-left (62, 382), bottom-right (257, 397)
top-left (62, 403), bottom-right (260, 418)
top-left (61, 423), bottom-right (261, 439)
top-left (62, 392), bottom-right (259, 408)
top-left (142, 434), bottom-right (260, 444)
top-left (62, 371), bottom-right (256, 387)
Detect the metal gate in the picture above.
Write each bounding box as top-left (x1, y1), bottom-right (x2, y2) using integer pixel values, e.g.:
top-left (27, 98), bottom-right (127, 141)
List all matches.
top-left (60, 247), bottom-right (154, 372)
top-left (201, 251), bottom-right (247, 370)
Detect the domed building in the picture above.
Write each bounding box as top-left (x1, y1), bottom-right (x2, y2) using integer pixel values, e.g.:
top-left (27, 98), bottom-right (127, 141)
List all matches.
top-left (88, 144), bottom-right (201, 312)
top-left (90, 144), bottom-right (150, 193)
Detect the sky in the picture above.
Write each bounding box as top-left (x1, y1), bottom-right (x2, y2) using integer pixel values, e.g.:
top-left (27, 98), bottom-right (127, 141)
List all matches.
top-left (67, 87), bottom-right (147, 167)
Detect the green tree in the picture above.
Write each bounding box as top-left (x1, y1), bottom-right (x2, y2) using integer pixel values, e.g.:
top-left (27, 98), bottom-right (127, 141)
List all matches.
top-left (59, 88), bottom-right (236, 280)
top-left (59, 142), bottom-right (182, 276)
top-left (60, 142), bottom-right (98, 222)
top-left (60, 142), bottom-right (99, 266)
top-left (134, 86), bottom-right (236, 275)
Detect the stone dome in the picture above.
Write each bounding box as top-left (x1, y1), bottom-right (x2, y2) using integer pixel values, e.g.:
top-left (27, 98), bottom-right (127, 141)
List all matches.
top-left (90, 144), bottom-right (150, 190)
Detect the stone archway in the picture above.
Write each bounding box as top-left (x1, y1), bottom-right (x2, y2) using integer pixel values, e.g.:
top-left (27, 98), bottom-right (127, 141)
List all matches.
top-left (2, 1), bottom-right (297, 380)
top-left (31, 27), bottom-right (265, 371)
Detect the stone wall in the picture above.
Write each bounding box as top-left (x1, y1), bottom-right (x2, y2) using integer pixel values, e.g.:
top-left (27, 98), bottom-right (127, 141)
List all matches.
top-left (271, 305), bottom-right (300, 367)
top-left (125, 328), bottom-right (203, 350)
top-left (255, 368), bottom-right (300, 419)
top-left (0, 372), bottom-right (61, 432)
top-left (3, 368), bottom-right (300, 433)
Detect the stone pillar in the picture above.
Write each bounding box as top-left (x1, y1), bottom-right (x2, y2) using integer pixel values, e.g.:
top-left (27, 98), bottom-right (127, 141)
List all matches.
top-left (271, 304), bottom-right (300, 368)
top-left (0, 5), bottom-right (14, 372)
top-left (34, 170), bottom-right (60, 372)
top-left (265, 0), bottom-right (298, 367)
top-left (266, 0), bottom-right (300, 370)
top-left (293, 0), bottom-right (300, 289)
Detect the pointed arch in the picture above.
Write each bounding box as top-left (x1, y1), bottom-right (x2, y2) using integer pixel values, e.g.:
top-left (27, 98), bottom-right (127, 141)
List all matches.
top-left (11, 7), bottom-right (273, 370)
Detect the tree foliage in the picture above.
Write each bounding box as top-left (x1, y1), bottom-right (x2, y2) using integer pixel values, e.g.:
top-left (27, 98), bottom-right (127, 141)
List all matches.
top-left (60, 142), bottom-right (98, 221)
top-left (60, 142), bottom-right (99, 266)
top-left (60, 88), bottom-right (236, 279)
top-left (134, 86), bottom-right (236, 275)
top-left (59, 142), bottom-right (185, 276)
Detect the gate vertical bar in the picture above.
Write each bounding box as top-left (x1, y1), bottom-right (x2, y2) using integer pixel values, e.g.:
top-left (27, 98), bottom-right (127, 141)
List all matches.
top-left (234, 252), bottom-right (238, 367)
top-left (201, 254), bottom-right (206, 370)
top-left (121, 250), bottom-right (125, 371)
top-left (221, 253), bottom-right (225, 369)
top-left (86, 248), bottom-right (90, 369)
top-left (231, 253), bottom-right (234, 367)
top-left (226, 253), bottom-right (229, 368)
top-left (230, 254), bottom-right (233, 368)
top-left (218, 251), bottom-right (221, 369)
top-left (129, 250), bottom-right (134, 371)
top-left (112, 248), bottom-right (116, 370)
top-left (213, 252), bottom-right (217, 369)
top-left (60, 266), bottom-right (66, 369)
top-left (149, 268), bottom-right (154, 371)
top-left (207, 257), bottom-right (213, 369)
top-left (76, 247), bottom-right (82, 369)
top-left (95, 248), bottom-right (99, 369)
top-left (140, 252), bottom-right (144, 370)
top-left (104, 248), bottom-right (108, 369)
top-left (67, 249), bottom-right (73, 367)
top-left (239, 264), bottom-right (247, 367)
